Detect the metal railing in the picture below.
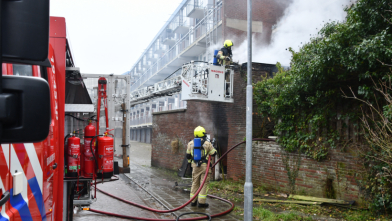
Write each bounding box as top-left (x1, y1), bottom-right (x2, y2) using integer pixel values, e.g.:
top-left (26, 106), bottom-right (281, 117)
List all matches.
top-left (186, 0), bottom-right (208, 16)
top-left (130, 2), bottom-right (222, 91)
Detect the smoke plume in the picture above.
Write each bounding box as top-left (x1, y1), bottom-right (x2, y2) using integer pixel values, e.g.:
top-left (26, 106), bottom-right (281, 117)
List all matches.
top-left (234, 0), bottom-right (352, 66)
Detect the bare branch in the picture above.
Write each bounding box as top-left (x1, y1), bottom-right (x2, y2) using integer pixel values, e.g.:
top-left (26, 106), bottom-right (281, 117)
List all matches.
top-left (380, 13), bottom-right (392, 25)
top-left (377, 59), bottom-right (392, 67)
top-left (345, 73), bottom-right (392, 184)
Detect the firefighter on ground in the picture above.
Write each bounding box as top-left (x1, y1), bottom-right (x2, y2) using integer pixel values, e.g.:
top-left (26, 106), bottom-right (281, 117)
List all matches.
top-left (186, 126), bottom-right (217, 208)
top-left (216, 39), bottom-right (233, 66)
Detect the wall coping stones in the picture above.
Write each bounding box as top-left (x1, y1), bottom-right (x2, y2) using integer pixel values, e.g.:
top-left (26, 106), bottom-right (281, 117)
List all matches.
top-left (152, 108), bottom-right (187, 115)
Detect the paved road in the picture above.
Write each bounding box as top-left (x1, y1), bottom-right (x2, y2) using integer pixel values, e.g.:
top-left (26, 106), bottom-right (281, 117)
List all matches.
top-left (74, 141), bottom-right (240, 221)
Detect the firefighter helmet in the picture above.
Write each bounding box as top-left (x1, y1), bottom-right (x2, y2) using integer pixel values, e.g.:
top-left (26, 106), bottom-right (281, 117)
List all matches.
top-left (224, 40), bottom-right (233, 48)
top-left (194, 126), bottom-right (206, 138)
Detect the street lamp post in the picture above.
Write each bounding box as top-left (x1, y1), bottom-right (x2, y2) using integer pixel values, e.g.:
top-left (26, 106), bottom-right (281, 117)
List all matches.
top-left (244, 0), bottom-right (253, 220)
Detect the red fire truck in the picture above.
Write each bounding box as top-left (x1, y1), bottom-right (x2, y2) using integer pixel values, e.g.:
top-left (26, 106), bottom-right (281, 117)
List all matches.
top-left (0, 15), bottom-right (87, 221)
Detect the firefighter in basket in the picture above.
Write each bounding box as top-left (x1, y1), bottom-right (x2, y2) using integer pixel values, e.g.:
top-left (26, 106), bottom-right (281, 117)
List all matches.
top-left (216, 39), bottom-right (233, 66)
top-left (216, 40), bottom-right (234, 96)
top-left (186, 126), bottom-right (217, 208)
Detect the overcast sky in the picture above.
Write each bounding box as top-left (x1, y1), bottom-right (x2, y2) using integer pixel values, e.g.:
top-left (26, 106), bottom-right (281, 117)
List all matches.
top-left (50, 0), bottom-right (183, 75)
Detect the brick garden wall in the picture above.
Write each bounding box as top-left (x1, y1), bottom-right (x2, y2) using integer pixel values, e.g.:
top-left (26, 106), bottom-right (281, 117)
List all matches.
top-left (236, 141), bottom-right (362, 202)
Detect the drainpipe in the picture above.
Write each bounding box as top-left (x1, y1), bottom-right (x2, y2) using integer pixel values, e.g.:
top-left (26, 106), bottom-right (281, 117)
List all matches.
top-left (244, 0), bottom-right (253, 220)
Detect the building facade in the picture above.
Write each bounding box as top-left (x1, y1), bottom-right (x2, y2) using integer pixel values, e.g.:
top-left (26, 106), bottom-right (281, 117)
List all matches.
top-left (128, 0), bottom-right (290, 143)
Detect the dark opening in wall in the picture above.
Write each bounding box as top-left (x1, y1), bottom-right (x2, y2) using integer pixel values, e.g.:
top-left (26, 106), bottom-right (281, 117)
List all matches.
top-left (325, 178), bottom-right (336, 199)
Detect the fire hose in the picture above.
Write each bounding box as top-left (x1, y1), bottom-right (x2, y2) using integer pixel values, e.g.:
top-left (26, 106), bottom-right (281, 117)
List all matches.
top-left (85, 138), bottom-right (274, 220)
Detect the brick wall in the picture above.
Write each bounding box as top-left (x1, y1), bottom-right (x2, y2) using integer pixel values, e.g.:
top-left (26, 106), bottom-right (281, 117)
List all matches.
top-left (238, 141), bottom-right (362, 202)
top-left (151, 102), bottom-right (215, 171)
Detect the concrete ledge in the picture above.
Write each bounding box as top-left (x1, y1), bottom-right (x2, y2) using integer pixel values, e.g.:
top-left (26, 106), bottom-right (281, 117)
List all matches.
top-left (152, 108), bottom-right (186, 115)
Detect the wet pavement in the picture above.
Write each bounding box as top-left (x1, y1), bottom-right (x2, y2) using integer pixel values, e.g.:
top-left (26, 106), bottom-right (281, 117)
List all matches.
top-left (74, 141), bottom-right (240, 220)
top-left (73, 175), bottom-right (163, 221)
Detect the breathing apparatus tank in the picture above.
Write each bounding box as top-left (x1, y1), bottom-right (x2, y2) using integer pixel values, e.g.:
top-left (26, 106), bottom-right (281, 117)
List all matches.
top-left (97, 132), bottom-right (114, 179)
top-left (213, 50), bottom-right (219, 65)
top-left (84, 121), bottom-right (96, 177)
top-left (193, 138), bottom-right (202, 166)
top-left (67, 135), bottom-right (81, 177)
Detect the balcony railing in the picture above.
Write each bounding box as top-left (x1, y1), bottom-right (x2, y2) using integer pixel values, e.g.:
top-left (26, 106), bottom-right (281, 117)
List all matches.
top-left (131, 2), bottom-right (222, 91)
top-left (161, 29), bottom-right (176, 46)
top-left (173, 17), bottom-right (191, 34)
top-left (186, 0), bottom-right (206, 19)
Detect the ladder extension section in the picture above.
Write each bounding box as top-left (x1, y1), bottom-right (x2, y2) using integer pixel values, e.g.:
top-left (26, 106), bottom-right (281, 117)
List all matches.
top-left (130, 76), bottom-right (182, 104)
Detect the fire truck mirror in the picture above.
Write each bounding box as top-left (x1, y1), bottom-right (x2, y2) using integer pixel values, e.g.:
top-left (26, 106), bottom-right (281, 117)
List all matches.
top-left (2, 0), bottom-right (50, 63)
top-left (0, 75), bottom-right (50, 143)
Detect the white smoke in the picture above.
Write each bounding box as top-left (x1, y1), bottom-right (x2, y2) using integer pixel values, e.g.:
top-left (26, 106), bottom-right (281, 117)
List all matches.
top-left (234, 0), bottom-right (352, 66)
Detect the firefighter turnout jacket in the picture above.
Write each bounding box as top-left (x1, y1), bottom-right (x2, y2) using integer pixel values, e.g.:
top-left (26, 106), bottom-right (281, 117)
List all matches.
top-left (186, 139), bottom-right (217, 205)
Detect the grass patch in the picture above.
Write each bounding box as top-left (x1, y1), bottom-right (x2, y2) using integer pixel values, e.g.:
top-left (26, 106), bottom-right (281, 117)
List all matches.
top-left (257, 202), bottom-right (392, 220)
top-left (209, 180), bottom-right (244, 194)
top-left (253, 207), bottom-right (312, 221)
top-left (232, 206), bottom-right (244, 216)
top-left (208, 179), bottom-right (266, 195)
top-left (208, 179), bottom-right (392, 220)
top-left (232, 206), bottom-right (312, 220)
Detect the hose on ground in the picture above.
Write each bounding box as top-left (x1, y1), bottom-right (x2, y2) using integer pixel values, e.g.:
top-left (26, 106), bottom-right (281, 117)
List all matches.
top-left (87, 138), bottom-right (274, 220)
top-left (176, 212), bottom-right (211, 221)
top-left (96, 156), bottom-right (212, 213)
top-left (87, 194), bottom-right (233, 221)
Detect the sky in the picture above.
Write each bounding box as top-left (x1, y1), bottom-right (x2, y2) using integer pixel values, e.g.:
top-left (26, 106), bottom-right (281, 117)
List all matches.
top-left (50, 0), bottom-right (183, 75)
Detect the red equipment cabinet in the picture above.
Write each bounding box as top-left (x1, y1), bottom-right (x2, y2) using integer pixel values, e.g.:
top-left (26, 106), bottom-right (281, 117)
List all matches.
top-left (84, 121), bottom-right (96, 177)
top-left (67, 135), bottom-right (81, 177)
top-left (97, 134), bottom-right (114, 179)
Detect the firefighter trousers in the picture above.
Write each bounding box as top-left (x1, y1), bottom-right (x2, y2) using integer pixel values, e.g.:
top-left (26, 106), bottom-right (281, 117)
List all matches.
top-left (190, 164), bottom-right (211, 204)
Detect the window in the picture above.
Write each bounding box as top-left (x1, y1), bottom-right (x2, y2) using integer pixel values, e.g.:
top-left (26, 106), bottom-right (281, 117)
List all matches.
top-left (13, 64), bottom-right (33, 76)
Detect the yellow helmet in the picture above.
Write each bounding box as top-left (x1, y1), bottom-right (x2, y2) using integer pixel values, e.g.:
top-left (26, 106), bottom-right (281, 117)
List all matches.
top-left (194, 126), bottom-right (206, 138)
top-left (224, 40), bottom-right (233, 48)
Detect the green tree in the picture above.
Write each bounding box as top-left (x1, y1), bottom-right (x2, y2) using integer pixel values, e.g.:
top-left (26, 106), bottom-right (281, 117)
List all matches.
top-left (254, 0), bottom-right (392, 160)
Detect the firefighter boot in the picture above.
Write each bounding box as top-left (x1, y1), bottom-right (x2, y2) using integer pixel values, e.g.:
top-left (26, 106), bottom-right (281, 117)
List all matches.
top-left (198, 203), bottom-right (209, 208)
top-left (191, 201), bottom-right (197, 207)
